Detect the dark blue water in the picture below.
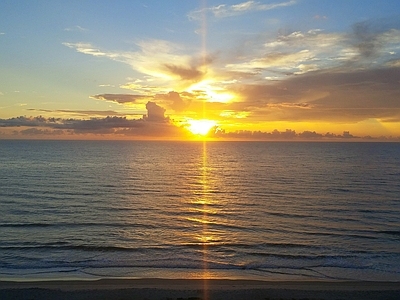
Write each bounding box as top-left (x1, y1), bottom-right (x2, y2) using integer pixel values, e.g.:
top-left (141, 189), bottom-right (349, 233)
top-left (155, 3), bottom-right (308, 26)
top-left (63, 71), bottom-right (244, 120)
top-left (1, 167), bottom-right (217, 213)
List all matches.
top-left (0, 140), bottom-right (399, 281)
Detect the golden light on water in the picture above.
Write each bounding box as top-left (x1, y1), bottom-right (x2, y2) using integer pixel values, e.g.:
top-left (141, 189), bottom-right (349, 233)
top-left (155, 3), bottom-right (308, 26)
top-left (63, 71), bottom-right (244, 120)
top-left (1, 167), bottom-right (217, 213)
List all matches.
top-left (201, 140), bottom-right (209, 300)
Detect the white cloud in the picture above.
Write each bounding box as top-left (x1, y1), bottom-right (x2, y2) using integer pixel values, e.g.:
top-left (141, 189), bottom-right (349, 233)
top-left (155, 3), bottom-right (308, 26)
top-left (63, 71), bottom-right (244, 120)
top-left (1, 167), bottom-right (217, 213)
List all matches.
top-left (264, 30), bottom-right (345, 50)
top-left (386, 59), bottom-right (400, 67)
top-left (64, 25), bottom-right (88, 32)
top-left (294, 64), bottom-right (319, 74)
top-left (224, 26), bottom-right (400, 80)
top-left (226, 50), bottom-right (315, 73)
top-left (62, 42), bottom-right (109, 57)
top-left (62, 39), bottom-right (205, 91)
top-left (188, 0), bottom-right (296, 20)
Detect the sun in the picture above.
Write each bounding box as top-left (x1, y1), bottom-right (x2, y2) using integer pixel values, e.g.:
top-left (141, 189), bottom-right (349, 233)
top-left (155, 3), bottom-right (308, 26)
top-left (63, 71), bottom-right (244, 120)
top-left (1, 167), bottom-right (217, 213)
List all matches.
top-left (187, 119), bottom-right (217, 136)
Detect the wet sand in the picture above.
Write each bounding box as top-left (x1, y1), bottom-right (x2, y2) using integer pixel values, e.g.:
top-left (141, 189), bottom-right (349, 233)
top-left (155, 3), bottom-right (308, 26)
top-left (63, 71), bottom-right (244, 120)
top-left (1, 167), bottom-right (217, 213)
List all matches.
top-left (1, 278), bottom-right (399, 300)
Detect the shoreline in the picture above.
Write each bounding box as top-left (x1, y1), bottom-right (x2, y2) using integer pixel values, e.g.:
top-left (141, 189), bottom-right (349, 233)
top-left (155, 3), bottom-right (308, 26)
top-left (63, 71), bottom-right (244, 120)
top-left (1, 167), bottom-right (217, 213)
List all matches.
top-left (1, 278), bottom-right (399, 300)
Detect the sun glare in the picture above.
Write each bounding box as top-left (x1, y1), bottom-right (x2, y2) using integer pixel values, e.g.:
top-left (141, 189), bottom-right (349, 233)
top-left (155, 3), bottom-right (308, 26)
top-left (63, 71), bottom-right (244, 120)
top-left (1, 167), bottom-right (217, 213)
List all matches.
top-left (188, 80), bottom-right (235, 103)
top-left (187, 119), bottom-right (217, 136)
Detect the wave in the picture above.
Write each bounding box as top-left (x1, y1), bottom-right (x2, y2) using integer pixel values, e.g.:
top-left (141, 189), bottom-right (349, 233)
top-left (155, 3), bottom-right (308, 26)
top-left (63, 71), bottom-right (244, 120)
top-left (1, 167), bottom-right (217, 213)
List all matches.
top-left (0, 244), bottom-right (153, 252)
top-left (1, 242), bottom-right (396, 260)
top-left (380, 230), bottom-right (400, 236)
top-left (3, 254), bottom-right (398, 277)
top-left (0, 222), bottom-right (159, 229)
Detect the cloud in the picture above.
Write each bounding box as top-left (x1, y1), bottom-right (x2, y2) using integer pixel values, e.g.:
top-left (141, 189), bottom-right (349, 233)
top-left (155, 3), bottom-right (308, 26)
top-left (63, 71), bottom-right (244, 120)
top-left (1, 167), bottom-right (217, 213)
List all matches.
top-left (64, 25), bottom-right (88, 32)
top-left (0, 102), bottom-right (185, 138)
top-left (63, 42), bottom-right (109, 57)
top-left (386, 59), bottom-right (400, 67)
top-left (224, 24), bottom-right (400, 81)
top-left (63, 39), bottom-right (206, 89)
top-left (163, 64), bottom-right (204, 81)
top-left (348, 24), bottom-right (400, 63)
top-left (226, 50), bottom-right (314, 72)
top-left (0, 115), bottom-right (52, 127)
top-left (3, 114), bottom-right (397, 140)
top-left (59, 18), bottom-right (400, 137)
top-left (155, 91), bottom-right (192, 112)
top-left (26, 108), bottom-right (142, 117)
top-left (264, 29), bottom-right (345, 53)
top-left (233, 66), bottom-right (400, 123)
top-left (348, 18), bottom-right (400, 55)
top-left (188, 0), bottom-right (296, 20)
top-left (19, 128), bottom-right (65, 136)
top-left (144, 101), bottom-right (167, 122)
top-left (212, 128), bottom-right (399, 141)
top-left (313, 15), bottom-right (327, 20)
top-left (91, 91), bottom-right (194, 113)
top-left (91, 93), bottom-right (152, 104)
top-left (61, 117), bottom-right (144, 134)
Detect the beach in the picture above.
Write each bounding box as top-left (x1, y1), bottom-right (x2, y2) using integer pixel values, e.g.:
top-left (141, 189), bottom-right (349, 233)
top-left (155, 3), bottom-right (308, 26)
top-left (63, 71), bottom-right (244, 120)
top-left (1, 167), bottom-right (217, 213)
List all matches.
top-left (1, 278), bottom-right (399, 300)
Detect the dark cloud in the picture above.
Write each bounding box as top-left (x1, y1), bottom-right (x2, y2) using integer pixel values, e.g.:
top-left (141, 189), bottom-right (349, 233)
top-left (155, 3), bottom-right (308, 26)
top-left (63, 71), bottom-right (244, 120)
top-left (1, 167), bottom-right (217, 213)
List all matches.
top-left (162, 53), bottom-right (214, 82)
top-left (155, 91), bottom-right (191, 112)
top-left (144, 101), bottom-right (167, 122)
top-left (59, 116), bottom-right (145, 133)
top-left (234, 66), bottom-right (400, 122)
top-left (213, 128), bottom-right (316, 140)
top-left (27, 108), bottom-right (142, 117)
top-left (91, 94), bottom-right (151, 104)
top-left (0, 115), bottom-right (142, 131)
top-left (19, 128), bottom-right (65, 136)
top-left (298, 131), bottom-right (323, 139)
top-left (114, 122), bottom-right (182, 137)
top-left (0, 116), bottom-right (54, 127)
top-left (350, 18), bottom-right (400, 60)
top-left (163, 64), bottom-right (204, 81)
top-left (352, 21), bottom-right (380, 58)
top-left (90, 91), bottom-right (195, 114)
top-left (26, 108), bottom-right (53, 113)
top-left (0, 102), bottom-right (185, 138)
top-left (213, 128), bottom-right (399, 141)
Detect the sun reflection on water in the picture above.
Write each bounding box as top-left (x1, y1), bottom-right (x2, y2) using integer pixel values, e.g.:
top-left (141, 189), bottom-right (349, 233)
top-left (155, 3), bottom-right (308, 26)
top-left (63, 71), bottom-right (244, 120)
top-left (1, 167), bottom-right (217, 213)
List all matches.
top-left (201, 140), bottom-right (209, 300)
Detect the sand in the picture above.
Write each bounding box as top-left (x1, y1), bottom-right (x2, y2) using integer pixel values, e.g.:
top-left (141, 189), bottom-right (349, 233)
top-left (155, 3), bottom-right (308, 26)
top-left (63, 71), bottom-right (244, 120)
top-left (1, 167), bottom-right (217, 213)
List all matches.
top-left (0, 278), bottom-right (399, 300)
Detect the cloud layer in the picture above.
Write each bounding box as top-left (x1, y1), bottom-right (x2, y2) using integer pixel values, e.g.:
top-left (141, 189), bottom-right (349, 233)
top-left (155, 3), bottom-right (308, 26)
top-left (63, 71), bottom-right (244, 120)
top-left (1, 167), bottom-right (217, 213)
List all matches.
top-left (0, 102), bottom-right (185, 138)
top-left (2, 113), bottom-right (397, 141)
top-left (62, 18), bottom-right (400, 126)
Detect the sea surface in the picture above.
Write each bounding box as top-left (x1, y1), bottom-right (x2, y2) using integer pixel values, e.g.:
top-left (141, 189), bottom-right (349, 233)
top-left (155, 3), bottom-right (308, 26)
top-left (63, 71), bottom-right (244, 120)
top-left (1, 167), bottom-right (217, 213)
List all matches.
top-left (0, 140), bottom-right (399, 281)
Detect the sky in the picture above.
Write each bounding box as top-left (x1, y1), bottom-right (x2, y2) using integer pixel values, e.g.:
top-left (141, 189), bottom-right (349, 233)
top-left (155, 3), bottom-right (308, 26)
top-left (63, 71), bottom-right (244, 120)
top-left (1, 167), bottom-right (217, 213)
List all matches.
top-left (1, 0), bottom-right (400, 140)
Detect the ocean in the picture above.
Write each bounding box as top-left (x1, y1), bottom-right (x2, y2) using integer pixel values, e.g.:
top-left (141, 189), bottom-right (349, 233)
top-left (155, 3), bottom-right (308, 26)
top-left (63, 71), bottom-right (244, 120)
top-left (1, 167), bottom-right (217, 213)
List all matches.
top-left (0, 140), bottom-right (399, 281)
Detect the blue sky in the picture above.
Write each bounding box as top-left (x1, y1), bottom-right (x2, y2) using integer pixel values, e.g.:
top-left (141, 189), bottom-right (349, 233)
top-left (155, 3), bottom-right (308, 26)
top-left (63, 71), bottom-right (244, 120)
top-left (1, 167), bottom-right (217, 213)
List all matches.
top-left (1, 0), bottom-right (400, 140)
